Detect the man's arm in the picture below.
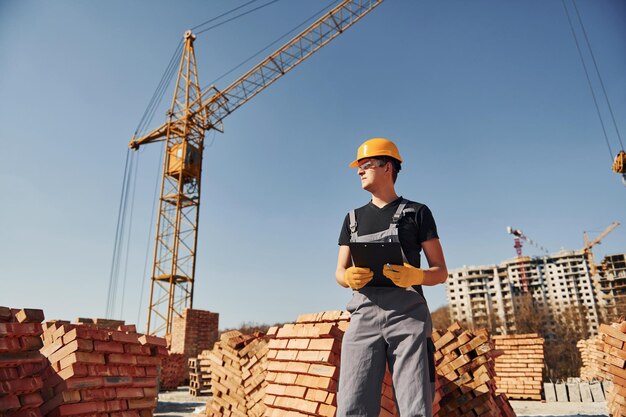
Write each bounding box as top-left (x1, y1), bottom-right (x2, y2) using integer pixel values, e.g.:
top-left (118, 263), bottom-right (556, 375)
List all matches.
top-left (335, 245), bottom-right (352, 288)
top-left (421, 238), bottom-right (448, 286)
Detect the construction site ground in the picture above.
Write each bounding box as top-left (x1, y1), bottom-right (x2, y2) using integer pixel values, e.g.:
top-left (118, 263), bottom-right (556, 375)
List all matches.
top-left (154, 387), bottom-right (610, 417)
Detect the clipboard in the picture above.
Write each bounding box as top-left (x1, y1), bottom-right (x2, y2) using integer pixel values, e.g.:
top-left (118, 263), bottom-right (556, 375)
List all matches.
top-left (349, 242), bottom-right (404, 287)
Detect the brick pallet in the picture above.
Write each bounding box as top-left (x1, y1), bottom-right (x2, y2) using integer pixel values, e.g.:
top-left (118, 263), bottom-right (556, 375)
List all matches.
top-left (39, 318), bottom-right (167, 417)
top-left (578, 335), bottom-right (610, 381)
top-left (0, 306), bottom-right (47, 417)
top-left (206, 331), bottom-right (267, 417)
top-left (492, 334), bottom-right (544, 400)
top-left (599, 321), bottom-right (626, 417)
top-left (432, 323), bottom-right (515, 417)
top-left (188, 354), bottom-right (211, 396)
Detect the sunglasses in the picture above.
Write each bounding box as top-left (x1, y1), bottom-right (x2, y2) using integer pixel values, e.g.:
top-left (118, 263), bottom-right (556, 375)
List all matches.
top-left (357, 159), bottom-right (385, 171)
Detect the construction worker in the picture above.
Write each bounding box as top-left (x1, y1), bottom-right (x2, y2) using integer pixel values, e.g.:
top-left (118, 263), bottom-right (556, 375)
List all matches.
top-left (335, 138), bottom-right (448, 416)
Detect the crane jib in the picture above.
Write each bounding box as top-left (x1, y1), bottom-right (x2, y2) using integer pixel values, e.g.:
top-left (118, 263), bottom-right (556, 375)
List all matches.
top-left (129, 0), bottom-right (384, 149)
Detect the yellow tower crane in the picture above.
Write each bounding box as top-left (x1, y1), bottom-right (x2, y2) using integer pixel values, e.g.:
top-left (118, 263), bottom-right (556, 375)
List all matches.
top-left (129, 0), bottom-right (385, 336)
top-left (583, 221), bottom-right (620, 276)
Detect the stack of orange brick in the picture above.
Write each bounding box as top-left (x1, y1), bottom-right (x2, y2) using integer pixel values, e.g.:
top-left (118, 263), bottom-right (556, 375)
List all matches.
top-left (170, 309), bottom-right (219, 359)
top-left (263, 311), bottom-right (349, 417)
top-left (0, 307), bottom-right (47, 417)
top-left (492, 334), bottom-right (544, 400)
top-left (39, 318), bottom-right (167, 417)
top-left (206, 331), bottom-right (268, 417)
top-left (599, 321), bottom-right (626, 417)
top-left (160, 353), bottom-right (187, 391)
top-left (433, 323), bottom-right (515, 417)
top-left (264, 313), bottom-right (514, 417)
top-left (164, 309), bottom-right (218, 392)
top-left (577, 335), bottom-right (609, 381)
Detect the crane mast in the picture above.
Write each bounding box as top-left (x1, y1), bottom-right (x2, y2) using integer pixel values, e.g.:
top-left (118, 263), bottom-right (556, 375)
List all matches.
top-left (583, 221), bottom-right (620, 276)
top-left (131, 0), bottom-right (385, 336)
top-left (506, 227), bottom-right (549, 293)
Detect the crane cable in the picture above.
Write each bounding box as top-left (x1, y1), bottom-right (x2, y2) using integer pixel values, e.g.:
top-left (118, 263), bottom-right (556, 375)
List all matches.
top-left (570, 0), bottom-right (624, 152)
top-left (105, 149), bottom-right (137, 318)
top-left (192, 0), bottom-right (278, 35)
top-left (134, 41), bottom-right (183, 138)
top-left (136, 143), bottom-right (164, 326)
top-left (561, 0), bottom-right (624, 160)
top-left (202, 0), bottom-right (340, 90)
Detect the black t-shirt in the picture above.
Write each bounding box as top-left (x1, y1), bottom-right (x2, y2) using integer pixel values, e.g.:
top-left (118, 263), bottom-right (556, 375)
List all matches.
top-left (338, 197), bottom-right (439, 269)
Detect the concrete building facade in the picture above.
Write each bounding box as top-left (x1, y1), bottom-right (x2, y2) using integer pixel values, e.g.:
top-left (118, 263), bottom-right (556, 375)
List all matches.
top-left (446, 251), bottom-right (625, 336)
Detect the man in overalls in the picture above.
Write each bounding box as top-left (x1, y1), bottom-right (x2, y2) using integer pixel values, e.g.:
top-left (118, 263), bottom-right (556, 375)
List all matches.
top-left (335, 138), bottom-right (448, 416)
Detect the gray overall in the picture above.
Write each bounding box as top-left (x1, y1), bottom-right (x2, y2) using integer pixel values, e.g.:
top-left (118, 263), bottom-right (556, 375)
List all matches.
top-left (337, 200), bottom-right (436, 417)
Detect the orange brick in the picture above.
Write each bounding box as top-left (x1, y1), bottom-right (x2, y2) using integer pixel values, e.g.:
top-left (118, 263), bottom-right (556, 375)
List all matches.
top-left (19, 336), bottom-right (44, 351)
top-left (53, 377), bottom-right (104, 395)
top-left (48, 339), bottom-right (94, 365)
top-left (59, 351), bottom-right (105, 370)
top-left (0, 376), bottom-right (42, 394)
top-left (15, 309), bottom-right (45, 324)
top-left (110, 332), bottom-right (140, 345)
top-left (105, 399), bottom-right (128, 412)
top-left (275, 350), bottom-right (299, 361)
top-left (0, 395), bottom-right (22, 412)
top-left (115, 387), bottom-right (145, 399)
top-left (80, 387), bottom-right (117, 401)
top-left (305, 388), bottom-right (328, 403)
top-left (129, 377), bottom-right (157, 388)
top-left (274, 372), bottom-right (298, 385)
top-left (87, 364), bottom-right (120, 377)
top-left (18, 392), bottom-right (43, 408)
top-left (0, 337), bottom-right (21, 352)
top-left (103, 376), bottom-right (133, 387)
top-left (49, 400), bottom-right (107, 416)
top-left (307, 338), bottom-right (338, 351)
top-left (94, 341), bottom-right (125, 353)
top-left (284, 385), bottom-right (307, 398)
top-left (308, 364), bottom-right (337, 378)
top-left (135, 356), bottom-right (160, 366)
top-left (107, 353), bottom-right (137, 365)
top-left (56, 363), bottom-right (89, 380)
top-left (318, 403), bottom-right (336, 417)
top-left (138, 335), bottom-right (166, 348)
top-left (123, 344), bottom-right (151, 356)
top-left (287, 339), bottom-right (310, 350)
top-left (0, 367), bottom-right (19, 381)
top-left (297, 350), bottom-right (334, 363)
top-left (127, 398), bottom-right (156, 410)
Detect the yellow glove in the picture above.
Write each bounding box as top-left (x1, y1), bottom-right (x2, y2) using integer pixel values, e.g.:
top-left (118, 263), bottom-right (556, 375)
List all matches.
top-left (383, 263), bottom-right (425, 288)
top-left (344, 266), bottom-right (374, 289)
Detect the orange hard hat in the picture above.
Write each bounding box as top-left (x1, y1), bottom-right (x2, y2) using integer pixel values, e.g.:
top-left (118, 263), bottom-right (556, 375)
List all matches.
top-left (349, 138), bottom-right (403, 168)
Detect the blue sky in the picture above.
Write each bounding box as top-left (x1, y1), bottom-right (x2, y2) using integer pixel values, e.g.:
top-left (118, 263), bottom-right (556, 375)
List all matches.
top-left (1, 1), bottom-right (625, 331)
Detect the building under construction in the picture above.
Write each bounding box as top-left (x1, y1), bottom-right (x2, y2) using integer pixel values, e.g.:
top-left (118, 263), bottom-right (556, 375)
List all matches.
top-left (446, 251), bottom-right (626, 336)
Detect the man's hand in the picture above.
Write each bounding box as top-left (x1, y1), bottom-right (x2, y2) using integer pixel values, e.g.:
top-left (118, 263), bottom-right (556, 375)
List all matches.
top-left (344, 266), bottom-right (374, 289)
top-left (383, 263), bottom-right (425, 288)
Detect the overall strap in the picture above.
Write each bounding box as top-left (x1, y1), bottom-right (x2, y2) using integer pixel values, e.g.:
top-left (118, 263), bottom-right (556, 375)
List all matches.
top-left (348, 210), bottom-right (358, 241)
top-left (391, 199), bottom-right (409, 224)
